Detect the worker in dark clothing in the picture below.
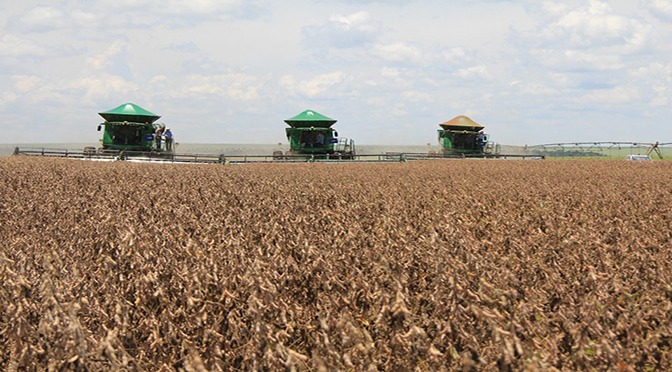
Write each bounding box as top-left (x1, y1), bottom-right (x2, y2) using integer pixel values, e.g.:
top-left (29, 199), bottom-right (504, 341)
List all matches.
top-left (155, 127), bottom-right (164, 150)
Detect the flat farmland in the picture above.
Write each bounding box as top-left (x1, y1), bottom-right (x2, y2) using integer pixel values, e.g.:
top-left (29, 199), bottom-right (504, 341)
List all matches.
top-left (1, 157), bottom-right (671, 370)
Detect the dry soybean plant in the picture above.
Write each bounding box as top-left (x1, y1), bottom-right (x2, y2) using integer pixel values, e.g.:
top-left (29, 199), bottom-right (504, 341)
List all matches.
top-left (1, 157), bottom-right (671, 370)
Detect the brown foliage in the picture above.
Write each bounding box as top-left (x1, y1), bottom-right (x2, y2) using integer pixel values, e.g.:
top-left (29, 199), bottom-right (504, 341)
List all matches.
top-left (1, 157), bottom-right (671, 370)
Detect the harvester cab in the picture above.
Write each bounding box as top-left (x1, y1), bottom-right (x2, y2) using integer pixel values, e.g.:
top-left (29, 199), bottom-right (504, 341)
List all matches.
top-left (437, 115), bottom-right (494, 155)
top-left (284, 109), bottom-right (355, 159)
top-left (98, 103), bottom-right (171, 153)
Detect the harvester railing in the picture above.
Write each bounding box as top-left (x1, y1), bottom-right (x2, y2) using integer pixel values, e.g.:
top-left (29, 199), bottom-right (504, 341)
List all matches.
top-left (13, 147), bottom-right (545, 164)
top-left (13, 147), bottom-right (106, 159)
top-left (222, 153), bottom-right (405, 163)
top-left (13, 147), bottom-right (226, 164)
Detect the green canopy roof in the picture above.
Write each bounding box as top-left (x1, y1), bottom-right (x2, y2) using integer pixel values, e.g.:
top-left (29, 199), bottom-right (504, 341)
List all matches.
top-left (284, 109), bottom-right (337, 128)
top-left (99, 103), bottom-right (161, 124)
top-left (439, 115), bottom-right (484, 132)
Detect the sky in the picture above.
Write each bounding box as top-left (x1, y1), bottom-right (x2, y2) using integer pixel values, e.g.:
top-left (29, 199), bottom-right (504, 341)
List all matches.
top-left (1, 0), bottom-right (672, 146)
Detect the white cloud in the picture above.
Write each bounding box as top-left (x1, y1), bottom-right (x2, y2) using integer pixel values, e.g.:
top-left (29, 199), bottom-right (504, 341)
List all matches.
top-left (509, 80), bottom-right (559, 96)
top-left (372, 42), bottom-right (424, 64)
top-left (109, 0), bottom-right (263, 21)
top-left (163, 0), bottom-right (234, 14)
top-left (650, 86), bottom-right (668, 107)
top-left (523, 0), bottom-right (651, 59)
top-left (0, 92), bottom-right (19, 109)
top-left (0, 34), bottom-right (47, 58)
top-left (532, 48), bottom-right (625, 71)
top-left (69, 75), bottom-right (139, 103)
top-left (87, 41), bottom-right (128, 70)
top-left (365, 96), bottom-right (386, 106)
top-left (456, 65), bottom-right (493, 80)
top-left (442, 47), bottom-right (471, 64)
top-left (150, 75), bottom-right (168, 84)
top-left (380, 67), bottom-right (400, 78)
top-left (13, 75), bottom-right (42, 93)
top-left (182, 74), bottom-right (264, 101)
top-left (71, 10), bottom-right (100, 26)
top-left (632, 62), bottom-right (672, 107)
top-left (17, 6), bottom-right (65, 31)
top-left (329, 11), bottom-right (373, 30)
top-left (114, 0), bottom-right (225, 12)
top-left (303, 11), bottom-right (379, 49)
top-left (553, 1), bottom-right (646, 49)
top-left (374, 67), bottom-right (414, 88)
top-left (538, 1), bottom-right (569, 17)
top-left (281, 72), bottom-right (345, 98)
top-left (2, 79), bottom-right (62, 105)
top-left (388, 105), bottom-right (408, 117)
top-left (279, 75), bottom-right (297, 89)
top-left (401, 90), bottom-right (433, 103)
top-left (580, 85), bottom-right (640, 105)
top-left (522, 7), bottom-right (653, 77)
top-left (648, 0), bottom-right (672, 21)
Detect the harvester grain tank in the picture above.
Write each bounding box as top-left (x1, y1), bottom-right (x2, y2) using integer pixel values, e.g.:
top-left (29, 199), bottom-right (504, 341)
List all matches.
top-left (437, 115), bottom-right (496, 155)
top-left (283, 109), bottom-right (355, 159)
top-left (97, 103), bottom-right (170, 152)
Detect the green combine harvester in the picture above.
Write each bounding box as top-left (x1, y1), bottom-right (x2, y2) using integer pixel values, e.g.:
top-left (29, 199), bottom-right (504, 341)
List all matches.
top-left (97, 103), bottom-right (171, 153)
top-left (437, 115), bottom-right (498, 156)
top-left (280, 109), bottom-right (355, 159)
top-left (11, 103), bottom-right (226, 163)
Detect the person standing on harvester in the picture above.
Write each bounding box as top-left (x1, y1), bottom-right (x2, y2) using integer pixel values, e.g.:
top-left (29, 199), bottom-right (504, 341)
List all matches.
top-left (164, 128), bottom-right (174, 151)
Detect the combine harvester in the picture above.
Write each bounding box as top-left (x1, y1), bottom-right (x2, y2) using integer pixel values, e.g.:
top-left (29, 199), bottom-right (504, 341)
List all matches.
top-left (437, 115), bottom-right (499, 157)
top-left (232, 109), bottom-right (370, 162)
top-left (281, 109), bottom-right (355, 160)
top-left (197, 109), bottom-right (402, 163)
top-left (95, 102), bottom-right (177, 157)
top-left (387, 115), bottom-right (543, 160)
top-left (14, 103), bottom-right (225, 164)
top-left (225, 109), bottom-right (358, 163)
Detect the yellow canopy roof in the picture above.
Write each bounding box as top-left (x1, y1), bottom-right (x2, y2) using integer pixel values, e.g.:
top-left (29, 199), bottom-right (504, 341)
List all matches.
top-left (439, 115), bottom-right (484, 131)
